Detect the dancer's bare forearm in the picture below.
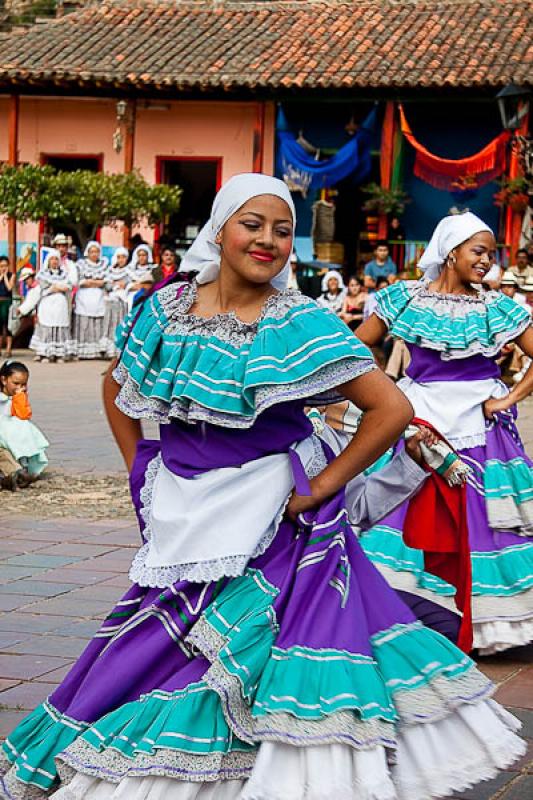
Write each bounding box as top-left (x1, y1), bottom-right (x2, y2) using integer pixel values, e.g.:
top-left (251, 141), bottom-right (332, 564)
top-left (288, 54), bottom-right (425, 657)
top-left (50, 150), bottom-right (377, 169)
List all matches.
top-left (356, 314), bottom-right (388, 347)
top-left (311, 369), bottom-right (413, 501)
top-left (102, 360), bottom-right (142, 471)
top-left (286, 368), bottom-right (413, 519)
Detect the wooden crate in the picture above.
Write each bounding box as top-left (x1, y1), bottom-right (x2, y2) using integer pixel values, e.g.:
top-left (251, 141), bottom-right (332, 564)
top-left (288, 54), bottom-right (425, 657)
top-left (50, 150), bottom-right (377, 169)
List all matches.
top-left (315, 242), bottom-right (345, 264)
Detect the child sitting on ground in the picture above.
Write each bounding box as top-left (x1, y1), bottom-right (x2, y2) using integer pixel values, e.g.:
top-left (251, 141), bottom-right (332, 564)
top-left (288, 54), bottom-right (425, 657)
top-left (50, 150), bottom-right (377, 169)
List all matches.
top-left (0, 360), bottom-right (49, 487)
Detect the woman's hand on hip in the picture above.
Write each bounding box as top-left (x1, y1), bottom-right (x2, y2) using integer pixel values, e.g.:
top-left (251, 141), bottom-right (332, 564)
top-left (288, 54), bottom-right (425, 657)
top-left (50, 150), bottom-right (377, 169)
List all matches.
top-left (285, 488), bottom-right (322, 522)
top-left (483, 396), bottom-right (510, 420)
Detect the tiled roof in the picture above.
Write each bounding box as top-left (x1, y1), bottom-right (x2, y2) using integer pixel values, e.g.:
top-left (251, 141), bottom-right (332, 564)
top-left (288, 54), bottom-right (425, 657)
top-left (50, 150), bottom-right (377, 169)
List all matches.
top-left (0, 0), bottom-right (531, 93)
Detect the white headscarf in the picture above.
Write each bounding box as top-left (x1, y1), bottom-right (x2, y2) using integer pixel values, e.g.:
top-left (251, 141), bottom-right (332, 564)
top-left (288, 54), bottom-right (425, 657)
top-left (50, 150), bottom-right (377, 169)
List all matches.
top-left (38, 249), bottom-right (68, 285)
top-left (84, 240), bottom-right (102, 260)
top-left (321, 269), bottom-right (345, 294)
top-left (128, 244), bottom-right (154, 283)
top-left (179, 173), bottom-right (296, 291)
top-left (130, 244), bottom-right (153, 268)
top-left (79, 240), bottom-right (108, 278)
top-left (111, 246), bottom-right (130, 268)
top-left (418, 212), bottom-right (494, 280)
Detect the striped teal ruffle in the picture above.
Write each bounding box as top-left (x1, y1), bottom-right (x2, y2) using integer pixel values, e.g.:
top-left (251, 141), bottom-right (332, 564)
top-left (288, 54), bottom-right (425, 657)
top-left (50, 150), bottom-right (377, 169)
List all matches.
top-left (2, 702), bottom-right (87, 791)
top-left (362, 525), bottom-right (533, 596)
top-left (485, 457), bottom-right (533, 532)
top-left (115, 284), bottom-right (375, 425)
top-left (485, 457), bottom-right (533, 504)
top-left (2, 567), bottom-right (484, 792)
top-left (2, 690), bottom-right (254, 792)
top-left (191, 568), bottom-right (477, 727)
top-left (373, 281), bottom-right (530, 359)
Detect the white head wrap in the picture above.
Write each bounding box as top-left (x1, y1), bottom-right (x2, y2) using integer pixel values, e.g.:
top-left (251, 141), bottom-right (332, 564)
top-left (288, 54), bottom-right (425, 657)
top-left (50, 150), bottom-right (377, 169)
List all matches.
top-left (84, 240), bottom-right (102, 259)
top-left (80, 240), bottom-right (107, 276)
top-left (321, 269), bottom-right (345, 294)
top-left (418, 212), bottom-right (494, 280)
top-left (131, 244), bottom-right (153, 268)
top-left (179, 173), bottom-right (296, 291)
top-left (38, 249), bottom-right (67, 284)
top-left (41, 249), bottom-right (62, 274)
top-left (111, 246), bottom-right (130, 268)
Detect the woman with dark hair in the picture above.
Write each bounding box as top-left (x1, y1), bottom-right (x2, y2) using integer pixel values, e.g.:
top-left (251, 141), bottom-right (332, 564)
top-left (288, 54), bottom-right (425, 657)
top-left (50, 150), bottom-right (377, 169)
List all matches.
top-left (153, 246), bottom-right (180, 285)
top-left (340, 275), bottom-right (367, 329)
top-left (0, 256), bottom-right (15, 358)
top-left (358, 212), bottom-right (533, 655)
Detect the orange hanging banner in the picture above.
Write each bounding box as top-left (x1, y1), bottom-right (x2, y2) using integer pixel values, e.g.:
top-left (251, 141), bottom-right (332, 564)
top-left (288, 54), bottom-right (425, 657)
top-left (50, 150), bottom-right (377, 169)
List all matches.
top-left (399, 104), bottom-right (509, 191)
top-left (378, 101), bottom-right (396, 238)
top-left (380, 101), bottom-right (395, 190)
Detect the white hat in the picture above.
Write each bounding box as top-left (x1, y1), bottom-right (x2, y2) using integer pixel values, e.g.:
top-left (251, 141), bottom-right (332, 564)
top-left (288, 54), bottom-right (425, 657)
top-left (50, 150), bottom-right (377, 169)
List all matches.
top-left (501, 270), bottom-right (518, 287)
top-left (53, 233), bottom-right (68, 245)
top-left (19, 267), bottom-right (34, 280)
top-left (321, 269), bottom-right (345, 293)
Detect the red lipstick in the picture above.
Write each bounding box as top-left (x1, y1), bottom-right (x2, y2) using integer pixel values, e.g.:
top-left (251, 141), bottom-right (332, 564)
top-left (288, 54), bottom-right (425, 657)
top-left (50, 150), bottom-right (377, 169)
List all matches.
top-left (249, 251), bottom-right (275, 263)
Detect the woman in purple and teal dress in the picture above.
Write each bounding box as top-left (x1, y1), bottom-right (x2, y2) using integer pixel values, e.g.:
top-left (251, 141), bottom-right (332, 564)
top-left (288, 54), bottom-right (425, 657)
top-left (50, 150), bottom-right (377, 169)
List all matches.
top-left (357, 212), bottom-right (533, 656)
top-left (1, 181), bottom-right (526, 800)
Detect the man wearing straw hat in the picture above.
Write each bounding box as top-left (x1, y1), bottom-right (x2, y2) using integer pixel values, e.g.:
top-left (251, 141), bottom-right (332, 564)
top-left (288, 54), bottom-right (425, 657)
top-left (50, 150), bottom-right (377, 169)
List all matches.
top-left (520, 275), bottom-right (533, 312)
top-left (52, 233), bottom-right (78, 288)
top-left (500, 269), bottom-right (527, 305)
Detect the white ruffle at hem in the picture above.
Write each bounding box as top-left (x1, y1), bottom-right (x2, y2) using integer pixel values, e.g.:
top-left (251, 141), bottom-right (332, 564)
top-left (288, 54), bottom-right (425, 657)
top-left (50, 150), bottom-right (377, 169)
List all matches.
top-left (49, 700), bottom-right (524, 800)
top-left (376, 563), bottom-right (533, 654)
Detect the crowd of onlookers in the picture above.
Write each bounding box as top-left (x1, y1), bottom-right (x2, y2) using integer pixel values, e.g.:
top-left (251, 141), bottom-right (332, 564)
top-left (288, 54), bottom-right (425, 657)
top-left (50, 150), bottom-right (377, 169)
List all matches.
top-left (4, 233), bottom-right (180, 363)
top-left (3, 235), bottom-right (533, 381)
top-left (0, 232), bottom-right (183, 491)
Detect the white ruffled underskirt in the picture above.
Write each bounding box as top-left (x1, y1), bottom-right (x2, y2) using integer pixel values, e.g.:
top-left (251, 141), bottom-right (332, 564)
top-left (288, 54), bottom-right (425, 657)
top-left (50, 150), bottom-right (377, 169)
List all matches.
top-left (376, 564), bottom-right (533, 655)
top-left (50, 700), bottom-right (524, 800)
top-left (30, 325), bottom-right (76, 358)
top-left (72, 314), bottom-right (106, 359)
top-left (474, 618), bottom-right (533, 655)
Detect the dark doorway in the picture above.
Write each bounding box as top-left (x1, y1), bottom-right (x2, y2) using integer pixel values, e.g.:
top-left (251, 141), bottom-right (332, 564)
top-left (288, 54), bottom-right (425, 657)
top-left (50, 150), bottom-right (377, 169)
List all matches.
top-left (157, 158), bottom-right (221, 252)
top-left (41, 154), bottom-right (102, 251)
top-left (43, 156), bottom-right (101, 173)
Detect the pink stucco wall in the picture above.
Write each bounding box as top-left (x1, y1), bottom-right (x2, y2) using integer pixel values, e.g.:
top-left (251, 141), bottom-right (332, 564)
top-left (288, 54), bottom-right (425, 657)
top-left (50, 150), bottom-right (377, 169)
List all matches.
top-left (0, 95), bottom-right (275, 258)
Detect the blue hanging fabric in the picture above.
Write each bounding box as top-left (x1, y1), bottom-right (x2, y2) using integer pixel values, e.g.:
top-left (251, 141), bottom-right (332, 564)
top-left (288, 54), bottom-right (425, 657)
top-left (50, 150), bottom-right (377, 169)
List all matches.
top-left (276, 105), bottom-right (378, 196)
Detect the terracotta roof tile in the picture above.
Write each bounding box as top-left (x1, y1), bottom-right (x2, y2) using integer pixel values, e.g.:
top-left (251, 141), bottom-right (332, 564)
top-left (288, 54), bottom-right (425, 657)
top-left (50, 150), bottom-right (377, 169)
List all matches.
top-left (0, 0), bottom-right (530, 92)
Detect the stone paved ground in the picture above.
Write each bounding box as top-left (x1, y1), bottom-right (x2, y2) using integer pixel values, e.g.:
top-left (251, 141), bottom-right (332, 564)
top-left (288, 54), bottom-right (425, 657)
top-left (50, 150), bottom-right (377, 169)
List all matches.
top-left (0, 350), bottom-right (532, 798)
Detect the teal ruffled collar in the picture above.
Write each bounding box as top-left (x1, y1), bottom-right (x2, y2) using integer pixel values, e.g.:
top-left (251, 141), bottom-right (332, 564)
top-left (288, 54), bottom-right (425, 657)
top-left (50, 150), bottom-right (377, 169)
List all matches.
top-left (374, 280), bottom-right (531, 361)
top-left (113, 281), bottom-right (375, 427)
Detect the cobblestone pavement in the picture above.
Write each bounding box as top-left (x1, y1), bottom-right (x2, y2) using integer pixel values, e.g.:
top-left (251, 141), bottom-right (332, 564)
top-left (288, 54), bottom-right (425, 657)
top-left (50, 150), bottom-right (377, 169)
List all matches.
top-left (0, 351), bottom-right (532, 799)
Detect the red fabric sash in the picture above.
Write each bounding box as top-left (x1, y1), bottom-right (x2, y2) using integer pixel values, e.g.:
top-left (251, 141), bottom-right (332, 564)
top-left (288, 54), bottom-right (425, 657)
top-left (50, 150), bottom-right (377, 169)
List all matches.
top-left (403, 419), bottom-right (473, 652)
top-left (399, 105), bottom-right (509, 192)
